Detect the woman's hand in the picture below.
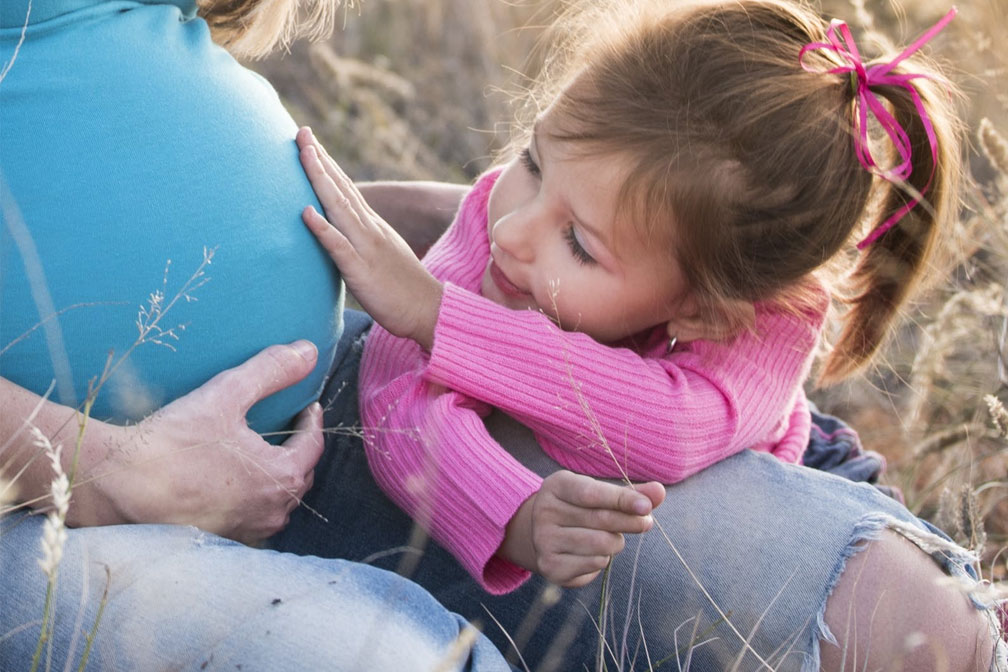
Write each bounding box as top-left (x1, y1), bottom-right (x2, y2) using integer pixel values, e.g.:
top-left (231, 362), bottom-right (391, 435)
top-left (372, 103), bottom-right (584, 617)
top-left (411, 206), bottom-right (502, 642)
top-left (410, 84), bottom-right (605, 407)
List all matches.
top-left (499, 471), bottom-right (666, 587)
top-left (82, 341), bottom-right (325, 544)
top-left (298, 127), bottom-right (443, 351)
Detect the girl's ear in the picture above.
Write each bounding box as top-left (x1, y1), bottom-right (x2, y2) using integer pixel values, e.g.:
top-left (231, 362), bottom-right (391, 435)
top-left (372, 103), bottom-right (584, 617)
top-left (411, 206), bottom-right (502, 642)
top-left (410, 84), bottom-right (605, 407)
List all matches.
top-left (665, 298), bottom-right (755, 343)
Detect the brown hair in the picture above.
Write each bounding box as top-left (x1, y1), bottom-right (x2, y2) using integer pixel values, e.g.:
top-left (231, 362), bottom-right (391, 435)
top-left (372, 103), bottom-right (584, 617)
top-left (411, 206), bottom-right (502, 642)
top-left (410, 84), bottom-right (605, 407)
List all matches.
top-left (513, 0), bottom-right (963, 383)
top-left (197, 0), bottom-right (336, 59)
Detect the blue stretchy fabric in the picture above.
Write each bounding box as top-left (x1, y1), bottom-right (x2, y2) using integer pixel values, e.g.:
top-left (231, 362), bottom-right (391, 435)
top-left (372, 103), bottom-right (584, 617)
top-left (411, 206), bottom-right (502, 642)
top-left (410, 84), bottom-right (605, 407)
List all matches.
top-left (0, 0), bottom-right (342, 434)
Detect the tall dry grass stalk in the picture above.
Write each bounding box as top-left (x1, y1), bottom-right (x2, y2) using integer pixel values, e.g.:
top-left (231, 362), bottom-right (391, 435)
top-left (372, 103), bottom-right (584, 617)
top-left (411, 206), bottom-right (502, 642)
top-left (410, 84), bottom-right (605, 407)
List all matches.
top-left (28, 426), bottom-right (69, 672)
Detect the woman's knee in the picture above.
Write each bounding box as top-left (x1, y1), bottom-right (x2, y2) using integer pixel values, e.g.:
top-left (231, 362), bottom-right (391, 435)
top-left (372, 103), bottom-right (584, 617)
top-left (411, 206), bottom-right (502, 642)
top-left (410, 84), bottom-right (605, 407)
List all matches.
top-left (821, 529), bottom-right (999, 672)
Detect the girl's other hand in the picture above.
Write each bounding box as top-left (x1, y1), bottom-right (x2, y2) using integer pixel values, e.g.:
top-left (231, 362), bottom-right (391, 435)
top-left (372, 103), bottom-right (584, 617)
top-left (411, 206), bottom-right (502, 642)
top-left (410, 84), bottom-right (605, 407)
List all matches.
top-left (297, 127), bottom-right (443, 351)
top-left (89, 341), bottom-right (325, 544)
top-left (499, 471), bottom-right (665, 587)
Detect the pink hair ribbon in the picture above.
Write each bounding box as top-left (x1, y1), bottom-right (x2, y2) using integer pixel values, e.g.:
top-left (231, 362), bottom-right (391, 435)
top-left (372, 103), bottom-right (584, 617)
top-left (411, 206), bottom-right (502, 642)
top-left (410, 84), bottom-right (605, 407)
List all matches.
top-left (799, 7), bottom-right (957, 249)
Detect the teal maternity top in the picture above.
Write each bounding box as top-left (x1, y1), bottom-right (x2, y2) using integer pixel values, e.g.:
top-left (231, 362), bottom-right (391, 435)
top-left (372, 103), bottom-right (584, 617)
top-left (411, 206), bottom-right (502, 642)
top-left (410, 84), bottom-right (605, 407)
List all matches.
top-left (0, 0), bottom-right (343, 434)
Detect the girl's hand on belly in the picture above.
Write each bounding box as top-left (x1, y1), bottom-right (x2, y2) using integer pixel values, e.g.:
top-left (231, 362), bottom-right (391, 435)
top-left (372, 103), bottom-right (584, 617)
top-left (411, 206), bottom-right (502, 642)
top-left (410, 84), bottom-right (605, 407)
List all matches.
top-left (298, 127), bottom-right (443, 352)
top-left (92, 341), bottom-right (324, 544)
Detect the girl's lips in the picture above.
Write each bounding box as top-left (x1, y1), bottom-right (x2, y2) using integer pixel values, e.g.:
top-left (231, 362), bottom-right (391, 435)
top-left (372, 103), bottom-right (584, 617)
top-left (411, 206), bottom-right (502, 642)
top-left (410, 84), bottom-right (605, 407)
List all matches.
top-left (488, 260), bottom-right (531, 298)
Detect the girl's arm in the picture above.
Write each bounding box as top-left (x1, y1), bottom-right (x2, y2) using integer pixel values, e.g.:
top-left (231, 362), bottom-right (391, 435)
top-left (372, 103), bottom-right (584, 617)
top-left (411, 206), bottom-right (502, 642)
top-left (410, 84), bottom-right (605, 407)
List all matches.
top-left (423, 287), bottom-right (822, 483)
top-left (360, 338), bottom-right (661, 593)
top-left (0, 342), bottom-right (324, 544)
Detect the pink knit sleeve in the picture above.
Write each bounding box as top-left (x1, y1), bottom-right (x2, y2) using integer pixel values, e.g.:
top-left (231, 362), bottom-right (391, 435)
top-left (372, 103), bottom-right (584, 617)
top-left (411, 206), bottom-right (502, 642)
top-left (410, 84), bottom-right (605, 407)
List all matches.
top-left (360, 344), bottom-right (541, 593)
top-left (765, 389), bottom-right (811, 464)
top-left (425, 285), bottom-right (825, 483)
top-left (359, 170), bottom-right (542, 594)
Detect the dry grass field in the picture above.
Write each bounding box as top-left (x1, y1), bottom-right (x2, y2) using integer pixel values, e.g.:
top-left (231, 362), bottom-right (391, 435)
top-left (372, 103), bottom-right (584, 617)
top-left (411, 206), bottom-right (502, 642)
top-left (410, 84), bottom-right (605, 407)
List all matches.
top-left (256, 0), bottom-right (1008, 583)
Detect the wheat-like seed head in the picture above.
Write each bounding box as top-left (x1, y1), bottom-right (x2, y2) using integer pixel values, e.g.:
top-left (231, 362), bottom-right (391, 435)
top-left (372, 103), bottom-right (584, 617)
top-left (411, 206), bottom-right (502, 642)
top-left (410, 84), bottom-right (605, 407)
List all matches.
top-left (979, 118), bottom-right (1008, 177)
top-left (30, 426), bottom-right (70, 580)
top-left (985, 394), bottom-right (1008, 438)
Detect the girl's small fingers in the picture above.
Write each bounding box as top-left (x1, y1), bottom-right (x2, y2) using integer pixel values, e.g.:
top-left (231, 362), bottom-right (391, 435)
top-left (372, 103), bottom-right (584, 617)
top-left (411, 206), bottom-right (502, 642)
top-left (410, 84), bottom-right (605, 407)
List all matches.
top-left (320, 158), bottom-right (374, 217)
top-left (548, 471), bottom-right (654, 517)
top-left (539, 554), bottom-right (610, 587)
top-left (303, 137), bottom-right (379, 219)
top-left (562, 570), bottom-right (605, 589)
top-left (298, 132), bottom-right (379, 222)
top-left (301, 146), bottom-right (341, 199)
top-left (299, 128), bottom-right (356, 198)
top-left (552, 503), bottom-right (653, 535)
top-left (303, 206), bottom-right (353, 257)
top-left (307, 128), bottom-right (340, 169)
top-left (546, 528), bottom-right (625, 556)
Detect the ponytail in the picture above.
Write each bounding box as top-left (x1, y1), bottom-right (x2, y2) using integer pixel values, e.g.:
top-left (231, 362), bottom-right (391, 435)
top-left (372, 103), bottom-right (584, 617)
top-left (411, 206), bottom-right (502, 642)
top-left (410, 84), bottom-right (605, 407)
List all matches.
top-left (819, 59), bottom-right (963, 383)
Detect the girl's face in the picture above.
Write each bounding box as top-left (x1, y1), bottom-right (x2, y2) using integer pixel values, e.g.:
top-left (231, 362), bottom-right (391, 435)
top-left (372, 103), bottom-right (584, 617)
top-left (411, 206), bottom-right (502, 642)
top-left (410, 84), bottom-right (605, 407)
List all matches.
top-left (481, 122), bottom-right (690, 343)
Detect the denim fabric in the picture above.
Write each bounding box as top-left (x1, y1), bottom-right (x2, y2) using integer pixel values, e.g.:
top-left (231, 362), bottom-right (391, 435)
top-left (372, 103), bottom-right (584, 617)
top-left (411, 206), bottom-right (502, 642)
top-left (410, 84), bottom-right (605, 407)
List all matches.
top-left (271, 310), bottom-right (996, 672)
top-left (0, 514), bottom-right (512, 671)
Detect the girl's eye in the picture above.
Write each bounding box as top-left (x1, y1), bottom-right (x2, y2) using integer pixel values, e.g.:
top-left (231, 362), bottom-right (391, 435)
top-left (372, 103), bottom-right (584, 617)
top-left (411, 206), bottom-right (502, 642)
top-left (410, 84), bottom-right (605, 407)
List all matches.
top-left (564, 225), bottom-right (596, 265)
top-left (520, 148), bottom-right (541, 178)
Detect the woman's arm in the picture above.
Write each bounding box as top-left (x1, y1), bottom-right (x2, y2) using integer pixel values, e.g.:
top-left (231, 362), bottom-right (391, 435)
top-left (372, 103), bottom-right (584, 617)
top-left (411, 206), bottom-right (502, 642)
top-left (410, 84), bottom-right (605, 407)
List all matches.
top-left (356, 180), bottom-right (468, 258)
top-left (0, 341), bottom-right (324, 544)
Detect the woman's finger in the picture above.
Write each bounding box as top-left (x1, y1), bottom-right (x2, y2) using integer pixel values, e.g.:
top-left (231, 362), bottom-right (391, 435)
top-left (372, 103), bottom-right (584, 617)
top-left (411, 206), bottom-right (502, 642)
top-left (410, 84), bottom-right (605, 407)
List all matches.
top-left (281, 401), bottom-right (325, 477)
top-left (207, 341), bottom-right (318, 414)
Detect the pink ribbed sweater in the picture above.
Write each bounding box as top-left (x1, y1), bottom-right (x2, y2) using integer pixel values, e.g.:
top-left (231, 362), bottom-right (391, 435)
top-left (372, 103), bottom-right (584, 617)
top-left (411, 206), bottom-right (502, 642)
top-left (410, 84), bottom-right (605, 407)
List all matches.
top-left (359, 170), bottom-right (826, 594)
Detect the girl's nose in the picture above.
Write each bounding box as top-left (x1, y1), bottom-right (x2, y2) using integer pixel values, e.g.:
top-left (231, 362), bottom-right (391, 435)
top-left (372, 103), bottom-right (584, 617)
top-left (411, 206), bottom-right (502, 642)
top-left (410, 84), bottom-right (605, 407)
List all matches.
top-left (491, 208), bottom-right (537, 263)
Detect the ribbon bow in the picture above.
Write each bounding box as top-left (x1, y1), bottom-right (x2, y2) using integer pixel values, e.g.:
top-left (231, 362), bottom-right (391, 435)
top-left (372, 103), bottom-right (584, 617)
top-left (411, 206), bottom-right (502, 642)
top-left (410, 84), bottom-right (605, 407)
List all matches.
top-left (799, 8), bottom-right (956, 248)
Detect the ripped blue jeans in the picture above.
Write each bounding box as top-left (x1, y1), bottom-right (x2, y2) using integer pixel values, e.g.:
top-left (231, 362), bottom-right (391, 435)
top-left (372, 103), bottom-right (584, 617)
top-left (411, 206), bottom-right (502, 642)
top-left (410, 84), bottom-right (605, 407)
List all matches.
top-left (272, 310), bottom-right (1006, 672)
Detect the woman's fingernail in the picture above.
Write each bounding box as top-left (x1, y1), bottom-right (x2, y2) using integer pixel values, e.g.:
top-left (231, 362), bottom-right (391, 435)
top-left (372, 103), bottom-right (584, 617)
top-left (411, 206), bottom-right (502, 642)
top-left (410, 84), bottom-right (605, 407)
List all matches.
top-left (632, 497), bottom-right (650, 515)
top-left (291, 340), bottom-right (317, 362)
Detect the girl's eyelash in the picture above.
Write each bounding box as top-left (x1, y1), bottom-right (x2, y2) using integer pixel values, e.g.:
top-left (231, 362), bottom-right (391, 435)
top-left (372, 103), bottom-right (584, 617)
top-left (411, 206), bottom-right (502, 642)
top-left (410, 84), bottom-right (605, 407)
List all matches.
top-left (564, 225), bottom-right (595, 265)
top-left (520, 148), bottom-right (541, 177)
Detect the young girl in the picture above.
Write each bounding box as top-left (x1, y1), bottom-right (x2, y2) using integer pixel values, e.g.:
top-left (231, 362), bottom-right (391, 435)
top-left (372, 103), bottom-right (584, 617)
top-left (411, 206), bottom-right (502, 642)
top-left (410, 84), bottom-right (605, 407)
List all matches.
top-left (299, 0), bottom-right (964, 595)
